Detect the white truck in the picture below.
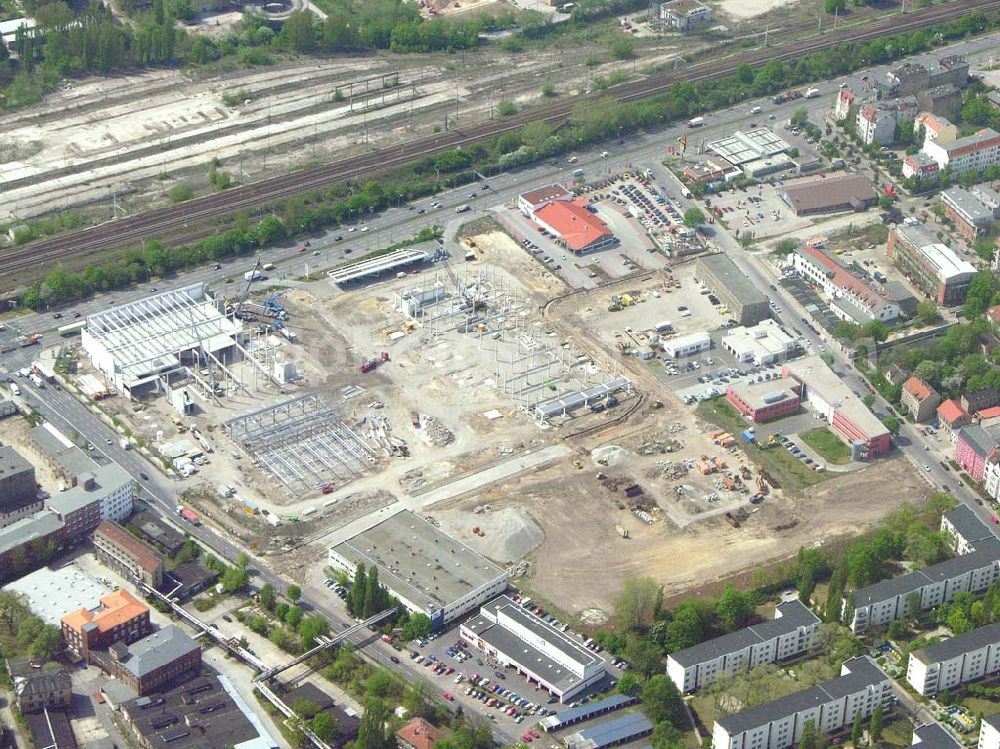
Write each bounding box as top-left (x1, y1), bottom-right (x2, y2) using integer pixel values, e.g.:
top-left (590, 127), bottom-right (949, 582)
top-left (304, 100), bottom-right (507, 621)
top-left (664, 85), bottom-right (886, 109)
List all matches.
top-left (244, 270), bottom-right (263, 282)
top-left (119, 438), bottom-right (131, 450)
top-left (804, 87), bottom-right (820, 99)
top-left (28, 373), bottom-right (44, 388)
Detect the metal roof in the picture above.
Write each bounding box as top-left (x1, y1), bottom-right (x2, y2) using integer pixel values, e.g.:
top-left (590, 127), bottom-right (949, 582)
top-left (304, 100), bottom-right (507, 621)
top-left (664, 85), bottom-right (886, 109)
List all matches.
top-left (327, 248), bottom-right (428, 284)
top-left (534, 378), bottom-right (630, 420)
top-left (565, 712), bottom-right (652, 749)
top-left (539, 694), bottom-right (637, 731)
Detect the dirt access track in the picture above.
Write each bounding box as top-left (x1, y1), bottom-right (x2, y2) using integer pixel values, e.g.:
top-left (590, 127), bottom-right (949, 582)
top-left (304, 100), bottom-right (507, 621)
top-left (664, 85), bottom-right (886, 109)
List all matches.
top-left (436, 453), bottom-right (926, 622)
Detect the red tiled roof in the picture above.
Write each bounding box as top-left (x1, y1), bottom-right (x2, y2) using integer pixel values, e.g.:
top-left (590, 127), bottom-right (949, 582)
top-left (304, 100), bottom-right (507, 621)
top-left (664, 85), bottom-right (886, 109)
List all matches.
top-left (800, 245), bottom-right (885, 311)
top-left (903, 376), bottom-right (934, 401)
top-left (938, 399), bottom-right (969, 424)
top-left (95, 521), bottom-right (162, 573)
top-left (534, 199), bottom-right (614, 252)
top-left (979, 406), bottom-right (1000, 420)
top-left (397, 719), bottom-right (443, 749)
top-left (62, 589), bottom-right (148, 635)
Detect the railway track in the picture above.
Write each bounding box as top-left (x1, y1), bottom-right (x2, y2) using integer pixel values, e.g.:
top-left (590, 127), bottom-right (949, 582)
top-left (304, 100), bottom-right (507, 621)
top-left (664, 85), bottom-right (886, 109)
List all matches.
top-left (4, 0), bottom-right (999, 279)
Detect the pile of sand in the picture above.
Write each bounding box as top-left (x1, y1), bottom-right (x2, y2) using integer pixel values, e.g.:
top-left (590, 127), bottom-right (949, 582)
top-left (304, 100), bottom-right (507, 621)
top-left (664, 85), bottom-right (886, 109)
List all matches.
top-left (436, 506), bottom-right (544, 564)
top-left (591, 445), bottom-right (629, 467)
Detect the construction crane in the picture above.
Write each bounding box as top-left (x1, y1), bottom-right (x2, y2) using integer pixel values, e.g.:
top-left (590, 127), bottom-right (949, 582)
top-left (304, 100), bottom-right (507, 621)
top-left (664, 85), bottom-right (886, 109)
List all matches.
top-left (263, 291), bottom-right (287, 319)
top-left (435, 243), bottom-right (485, 313)
top-left (234, 255), bottom-right (263, 319)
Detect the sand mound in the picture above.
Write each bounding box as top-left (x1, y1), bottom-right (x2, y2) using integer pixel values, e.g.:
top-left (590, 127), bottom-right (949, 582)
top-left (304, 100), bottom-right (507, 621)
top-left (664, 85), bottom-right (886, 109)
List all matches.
top-left (591, 445), bottom-right (628, 467)
top-left (434, 506), bottom-right (544, 564)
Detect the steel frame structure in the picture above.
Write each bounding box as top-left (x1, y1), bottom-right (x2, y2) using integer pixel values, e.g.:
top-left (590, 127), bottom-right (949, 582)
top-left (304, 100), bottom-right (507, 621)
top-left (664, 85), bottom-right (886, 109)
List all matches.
top-left (224, 393), bottom-right (377, 492)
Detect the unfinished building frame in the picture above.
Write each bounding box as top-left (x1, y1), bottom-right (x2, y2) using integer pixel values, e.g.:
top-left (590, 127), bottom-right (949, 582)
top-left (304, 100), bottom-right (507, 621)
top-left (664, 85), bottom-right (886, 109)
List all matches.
top-left (224, 393), bottom-right (377, 493)
top-left (81, 283), bottom-right (279, 402)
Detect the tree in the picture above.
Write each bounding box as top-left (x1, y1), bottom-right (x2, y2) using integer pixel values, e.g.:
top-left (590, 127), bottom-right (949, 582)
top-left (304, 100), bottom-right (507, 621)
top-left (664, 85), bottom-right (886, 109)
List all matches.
top-left (29, 624), bottom-right (65, 661)
top-left (496, 100), bottom-right (517, 117)
top-left (349, 564), bottom-right (367, 616)
top-left (860, 320), bottom-right (888, 343)
top-left (402, 613), bottom-right (431, 641)
top-left (312, 712), bottom-right (339, 742)
top-left (287, 584), bottom-right (301, 602)
top-left (800, 719), bottom-right (818, 749)
top-left (357, 697), bottom-right (393, 749)
top-left (610, 37), bottom-right (635, 60)
top-left (617, 671), bottom-right (641, 695)
top-left (169, 183), bottom-right (194, 203)
top-left (221, 564), bottom-right (249, 594)
top-left (883, 415), bottom-right (900, 436)
top-left (285, 605), bottom-right (304, 627)
top-left (916, 299), bottom-right (937, 325)
top-left (682, 207), bottom-right (705, 228)
top-left (259, 583), bottom-right (276, 611)
top-left (625, 636), bottom-right (664, 676)
top-left (280, 10), bottom-right (317, 52)
top-left (791, 107), bottom-right (809, 127)
top-left (716, 585), bottom-right (754, 631)
top-left (641, 675), bottom-right (684, 725)
top-left (365, 669), bottom-right (395, 698)
top-left (650, 722), bottom-right (685, 749)
top-left (869, 705), bottom-right (883, 743)
top-left (851, 712), bottom-right (864, 746)
top-left (615, 577), bottom-right (662, 632)
top-left (914, 360), bottom-right (940, 386)
top-left (249, 615), bottom-right (269, 635)
top-left (293, 698), bottom-right (322, 719)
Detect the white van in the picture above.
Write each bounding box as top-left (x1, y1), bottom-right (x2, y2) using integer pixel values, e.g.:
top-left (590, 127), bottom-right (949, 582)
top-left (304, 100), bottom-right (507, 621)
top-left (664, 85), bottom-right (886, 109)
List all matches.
top-left (10, 383), bottom-right (20, 396)
top-left (262, 262), bottom-right (276, 271)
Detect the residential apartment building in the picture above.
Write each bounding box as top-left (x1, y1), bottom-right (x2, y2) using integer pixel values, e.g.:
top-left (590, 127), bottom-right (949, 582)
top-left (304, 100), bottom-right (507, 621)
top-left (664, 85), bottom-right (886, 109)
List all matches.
top-left (941, 186), bottom-right (1000, 242)
top-left (667, 600), bottom-right (820, 693)
top-left (712, 656), bottom-right (890, 749)
top-left (938, 399), bottom-right (971, 443)
top-left (834, 87), bottom-right (856, 122)
top-left (397, 718), bottom-right (444, 749)
top-left (887, 223), bottom-right (976, 306)
top-left (902, 153), bottom-right (940, 184)
top-left (93, 520), bottom-right (164, 588)
top-left (955, 424), bottom-right (1000, 483)
top-left (847, 508), bottom-right (1000, 633)
top-left (980, 714), bottom-right (1000, 749)
top-left (5, 660), bottom-right (72, 714)
top-left (791, 245), bottom-right (899, 324)
top-left (912, 723), bottom-right (961, 749)
top-left (888, 56), bottom-right (969, 97)
top-left (107, 625), bottom-right (201, 696)
top-left (900, 377), bottom-right (940, 423)
top-left (856, 97), bottom-right (917, 146)
top-left (62, 589), bottom-right (151, 663)
top-left (923, 128), bottom-right (1000, 174)
top-left (696, 254), bottom-right (771, 327)
top-left (906, 622), bottom-right (1000, 696)
top-left (0, 445), bottom-right (41, 529)
top-left (915, 112), bottom-right (959, 147)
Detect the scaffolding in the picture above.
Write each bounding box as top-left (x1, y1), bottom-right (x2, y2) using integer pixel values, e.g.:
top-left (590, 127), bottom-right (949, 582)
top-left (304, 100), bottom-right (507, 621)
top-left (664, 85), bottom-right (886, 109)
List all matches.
top-left (224, 393), bottom-right (377, 493)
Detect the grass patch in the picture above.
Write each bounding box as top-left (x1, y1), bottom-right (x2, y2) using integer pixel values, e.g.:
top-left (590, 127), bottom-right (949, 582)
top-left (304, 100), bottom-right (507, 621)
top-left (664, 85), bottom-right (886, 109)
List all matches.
top-left (959, 695), bottom-right (1000, 719)
top-left (695, 398), bottom-right (832, 494)
top-left (882, 717), bottom-right (913, 748)
top-left (799, 427), bottom-right (852, 465)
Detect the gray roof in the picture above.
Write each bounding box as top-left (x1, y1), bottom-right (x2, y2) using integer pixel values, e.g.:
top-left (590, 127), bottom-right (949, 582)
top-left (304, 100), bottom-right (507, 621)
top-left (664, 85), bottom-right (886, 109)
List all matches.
top-left (669, 600), bottom-right (818, 667)
top-left (45, 463), bottom-right (133, 515)
top-left (984, 713), bottom-right (1000, 731)
top-left (0, 510), bottom-right (62, 556)
top-left (781, 173), bottom-right (876, 214)
top-left (913, 723), bottom-right (961, 749)
top-left (955, 424), bottom-right (1000, 459)
top-left (717, 657), bottom-right (885, 736)
top-left (540, 694), bottom-right (638, 730)
top-left (942, 505), bottom-right (996, 545)
top-left (330, 510), bottom-right (506, 614)
top-left (697, 254), bottom-right (768, 306)
top-left (911, 623), bottom-right (1000, 665)
top-left (942, 187), bottom-right (997, 223)
top-left (13, 668), bottom-right (71, 701)
top-left (854, 538), bottom-right (1000, 607)
top-left (121, 626), bottom-right (198, 678)
top-left (0, 444), bottom-right (33, 477)
top-left (565, 712), bottom-right (652, 749)
top-left (28, 425), bottom-right (98, 477)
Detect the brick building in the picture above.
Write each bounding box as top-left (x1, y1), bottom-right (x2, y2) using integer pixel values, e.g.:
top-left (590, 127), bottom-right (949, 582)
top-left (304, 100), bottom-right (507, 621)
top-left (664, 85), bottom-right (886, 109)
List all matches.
top-left (887, 223), bottom-right (976, 306)
top-left (0, 445), bottom-right (40, 529)
top-left (93, 521), bottom-right (164, 588)
top-left (901, 377), bottom-right (941, 423)
top-left (397, 718), bottom-right (444, 749)
top-left (107, 626), bottom-right (201, 697)
top-left (62, 589), bottom-right (151, 663)
top-left (941, 186), bottom-right (1000, 242)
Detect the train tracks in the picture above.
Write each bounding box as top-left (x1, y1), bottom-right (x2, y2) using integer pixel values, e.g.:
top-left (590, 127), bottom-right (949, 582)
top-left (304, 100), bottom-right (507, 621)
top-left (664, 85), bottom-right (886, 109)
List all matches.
top-left (4, 0), bottom-right (999, 281)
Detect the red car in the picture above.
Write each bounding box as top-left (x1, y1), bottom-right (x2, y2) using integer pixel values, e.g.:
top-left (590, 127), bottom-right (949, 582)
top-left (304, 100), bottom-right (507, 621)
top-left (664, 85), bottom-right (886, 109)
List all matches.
top-left (530, 730), bottom-right (540, 738)
top-left (443, 692), bottom-right (455, 701)
top-left (522, 735), bottom-right (533, 743)
top-left (444, 667), bottom-right (454, 675)
top-left (321, 483), bottom-right (336, 494)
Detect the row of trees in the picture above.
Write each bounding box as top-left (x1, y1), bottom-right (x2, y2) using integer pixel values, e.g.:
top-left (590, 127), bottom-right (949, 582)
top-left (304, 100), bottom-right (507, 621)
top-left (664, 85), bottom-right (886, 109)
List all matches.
top-left (0, 590), bottom-right (65, 662)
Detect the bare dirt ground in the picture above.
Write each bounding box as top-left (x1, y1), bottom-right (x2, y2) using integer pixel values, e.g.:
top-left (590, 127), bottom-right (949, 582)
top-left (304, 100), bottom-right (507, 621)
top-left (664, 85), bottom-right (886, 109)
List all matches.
top-left (436, 453), bottom-right (924, 620)
top-left (714, 0), bottom-right (799, 21)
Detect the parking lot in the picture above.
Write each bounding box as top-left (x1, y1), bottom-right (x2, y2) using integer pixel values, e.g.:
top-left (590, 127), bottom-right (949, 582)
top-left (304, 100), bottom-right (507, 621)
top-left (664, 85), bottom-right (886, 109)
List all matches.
top-left (706, 182), bottom-right (810, 240)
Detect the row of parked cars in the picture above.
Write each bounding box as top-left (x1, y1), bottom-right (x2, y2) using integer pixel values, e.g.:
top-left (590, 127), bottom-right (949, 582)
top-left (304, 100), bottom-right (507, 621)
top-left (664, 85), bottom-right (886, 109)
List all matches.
top-left (521, 237), bottom-right (563, 271)
top-left (323, 579), bottom-right (348, 601)
top-left (779, 435), bottom-right (825, 472)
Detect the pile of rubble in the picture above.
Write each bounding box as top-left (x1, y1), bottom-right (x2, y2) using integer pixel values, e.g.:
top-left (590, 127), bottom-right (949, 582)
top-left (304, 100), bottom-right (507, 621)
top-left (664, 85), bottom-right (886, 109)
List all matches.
top-left (507, 560), bottom-right (531, 578)
top-left (647, 460), bottom-right (688, 480)
top-left (422, 415), bottom-right (455, 447)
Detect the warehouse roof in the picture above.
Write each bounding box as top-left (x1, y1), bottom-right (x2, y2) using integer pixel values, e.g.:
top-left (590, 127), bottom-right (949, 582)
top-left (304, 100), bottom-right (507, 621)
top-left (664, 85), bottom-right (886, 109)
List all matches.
top-left (912, 622), bottom-right (1000, 665)
top-left (331, 510), bottom-right (506, 614)
top-left (696, 254), bottom-right (768, 306)
top-left (781, 173), bottom-right (876, 215)
top-left (46, 463), bottom-right (133, 516)
top-left (706, 128), bottom-right (790, 166)
top-left (3, 564), bottom-right (111, 626)
top-left (565, 712), bottom-right (652, 749)
top-left (915, 243), bottom-right (976, 282)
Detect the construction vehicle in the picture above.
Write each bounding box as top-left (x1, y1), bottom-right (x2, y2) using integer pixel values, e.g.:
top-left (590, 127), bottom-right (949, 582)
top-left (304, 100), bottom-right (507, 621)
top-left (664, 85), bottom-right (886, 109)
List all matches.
top-left (360, 352), bottom-right (390, 373)
top-left (615, 525), bottom-right (630, 539)
top-left (724, 512), bottom-right (740, 528)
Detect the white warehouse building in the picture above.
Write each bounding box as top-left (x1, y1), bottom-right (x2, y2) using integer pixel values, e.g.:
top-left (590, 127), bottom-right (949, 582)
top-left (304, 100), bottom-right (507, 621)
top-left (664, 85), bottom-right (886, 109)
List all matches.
top-left (460, 595), bottom-right (606, 703)
top-left (721, 320), bottom-right (796, 366)
top-left (662, 332), bottom-right (712, 358)
top-left (328, 510), bottom-right (508, 631)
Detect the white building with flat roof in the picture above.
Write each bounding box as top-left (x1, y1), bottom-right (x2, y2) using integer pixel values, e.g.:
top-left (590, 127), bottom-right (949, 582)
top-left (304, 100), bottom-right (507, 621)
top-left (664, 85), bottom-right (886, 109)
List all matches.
top-left (662, 331), bottom-right (711, 358)
top-left (980, 714), bottom-right (1000, 749)
top-left (721, 320), bottom-right (796, 366)
top-left (461, 595), bottom-right (606, 703)
top-left (328, 510), bottom-right (508, 630)
top-left (2, 563), bottom-right (112, 626)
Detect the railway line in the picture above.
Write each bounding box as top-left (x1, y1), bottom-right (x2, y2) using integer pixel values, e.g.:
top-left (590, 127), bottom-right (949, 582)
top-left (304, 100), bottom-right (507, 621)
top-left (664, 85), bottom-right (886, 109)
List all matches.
top-left (4, 0), bottom-right (999, 280)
